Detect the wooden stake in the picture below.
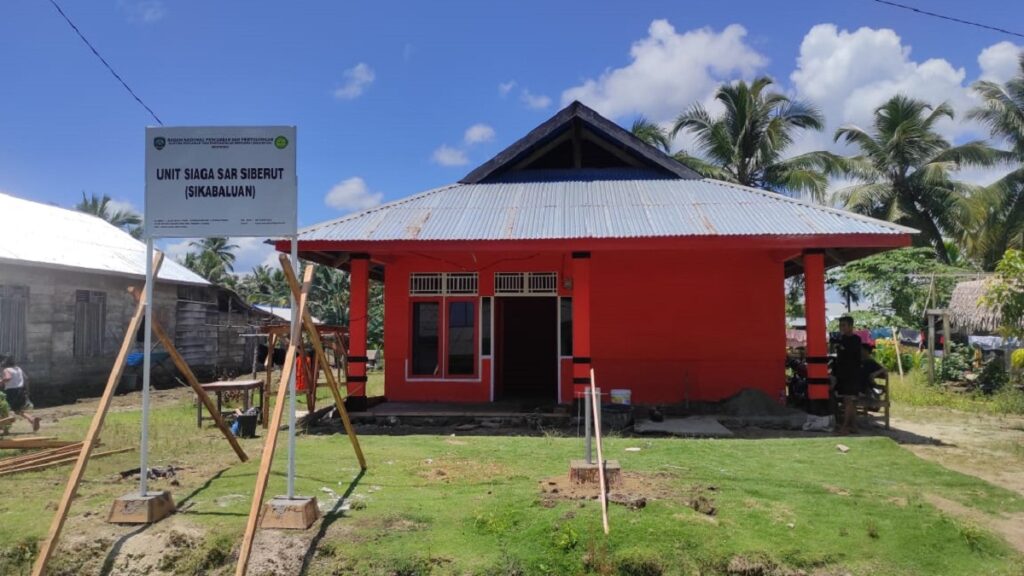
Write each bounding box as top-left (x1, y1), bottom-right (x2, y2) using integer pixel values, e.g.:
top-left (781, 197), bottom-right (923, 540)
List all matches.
top-left (262, 332), bottom-right (275, 429)
top-left (280, 261), bottom-right (366, 470)
top-left (32, 252), bottom-right (164, 576)
top-left (235, 260), bottom-right (314, 576)
top-left (589, 368), bottom-right (609, 535)
top-left (891, 327), bottom-right (905, 382)
top-left (127, 287), bottom-right (247, 463)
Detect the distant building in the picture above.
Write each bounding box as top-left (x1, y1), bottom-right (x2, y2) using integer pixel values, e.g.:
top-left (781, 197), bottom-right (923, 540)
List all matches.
top-left (0, 192), bottom-right (273, 404)
top-left (281, 102), bottom-right (915, 407)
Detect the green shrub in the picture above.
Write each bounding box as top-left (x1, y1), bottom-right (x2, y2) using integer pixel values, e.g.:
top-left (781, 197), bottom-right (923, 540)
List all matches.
top-left (873, 339), bottom-right (914, 373)
top-left (977, 359), bottom-right (1009, 394)
top-left (937, 344), bottom-right (972, 383)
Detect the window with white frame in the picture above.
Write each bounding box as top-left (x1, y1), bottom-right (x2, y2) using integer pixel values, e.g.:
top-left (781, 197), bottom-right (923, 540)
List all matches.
top-left (494, 272), bottom-right (557, 295)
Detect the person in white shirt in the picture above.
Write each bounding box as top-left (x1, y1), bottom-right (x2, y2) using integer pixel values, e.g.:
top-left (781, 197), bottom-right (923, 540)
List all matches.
top-left (1, 356), bottom-right (40, 432)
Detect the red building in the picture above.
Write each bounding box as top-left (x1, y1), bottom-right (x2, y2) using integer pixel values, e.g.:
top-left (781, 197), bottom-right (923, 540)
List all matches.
top-left (285, 102), bottom-right (913, 407)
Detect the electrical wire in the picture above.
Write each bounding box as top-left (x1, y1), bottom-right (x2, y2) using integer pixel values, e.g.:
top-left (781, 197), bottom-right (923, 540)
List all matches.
top-left (46, 0), bottom-right (164, 125)
top-left (870, 0), bottom-right (1024, 40)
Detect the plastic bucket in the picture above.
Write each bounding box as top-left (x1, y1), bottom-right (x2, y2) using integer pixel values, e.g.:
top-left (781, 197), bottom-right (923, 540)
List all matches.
top-left (235, 414), bottom-right (258, 438)
top-left (610, 389), bottom-right (631, 405)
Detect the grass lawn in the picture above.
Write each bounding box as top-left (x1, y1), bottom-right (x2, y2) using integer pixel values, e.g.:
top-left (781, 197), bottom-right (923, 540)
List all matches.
top-left (1, 386), bottom-right (1023, 575)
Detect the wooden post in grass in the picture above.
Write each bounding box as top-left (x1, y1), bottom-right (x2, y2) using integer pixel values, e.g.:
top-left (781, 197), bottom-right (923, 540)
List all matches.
top-left (280, 260), bottom-right (366, 470)
top-left (891, 327), bottom-right (905, 382)
top-left (32, 252), bottom-right (164, 576)
top-left (235, 259), bottom-right (314, 576)
top-left (589, 368), bottom-right (609, 535)
top-left (262, 332), bottom-right (276, 428)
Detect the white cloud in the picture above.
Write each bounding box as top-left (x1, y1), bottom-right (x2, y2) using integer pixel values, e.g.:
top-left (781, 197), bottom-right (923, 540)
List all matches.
top-left (432, 145), bottom-right (469, 166)
top-left (334, 63), bottom-right (375, 100)
top-left (790, 24), bottom-right (983, 148)
top-left (561, 20), bottom-right (766, 123)
top-left (324, 177), bottom-right (383, 212)
top-left (105, 198), bottom-right (140, 217)
top-left (120, 0), bottom-right (166, 23)
top-left (520, 89), bottom-right (552, 110)
top-left (498, 81), bottom-right (517, 97)
top-left (464, 123), bottom-right (495, 145)
top-left (978, 41), bottom-right (1023, 83)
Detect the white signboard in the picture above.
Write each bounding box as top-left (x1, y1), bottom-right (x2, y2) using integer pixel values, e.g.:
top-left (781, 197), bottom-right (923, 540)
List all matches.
top-left (145, 126), bottom-right (297, 238)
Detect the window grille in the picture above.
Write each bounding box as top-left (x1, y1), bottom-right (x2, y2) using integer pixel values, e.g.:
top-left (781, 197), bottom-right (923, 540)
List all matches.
top-left (74, 290), bottom-right (106, 358)
top-left (0, 285), bottom-right (28, 361)
top-left (494, 272), bottom-right (558, 295)
top-left (410, 272), bottom-right (477, 296)
top-left (446, 273), bottom-right (478, 295)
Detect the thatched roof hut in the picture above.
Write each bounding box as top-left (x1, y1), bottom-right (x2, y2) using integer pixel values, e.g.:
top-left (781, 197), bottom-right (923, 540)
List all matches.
top-left (947, 279), bottom-right (1002, 333)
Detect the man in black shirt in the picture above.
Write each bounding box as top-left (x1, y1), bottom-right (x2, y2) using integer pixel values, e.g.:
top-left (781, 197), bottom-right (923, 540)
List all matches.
top-left (833, 316), bottom-right (862, 435)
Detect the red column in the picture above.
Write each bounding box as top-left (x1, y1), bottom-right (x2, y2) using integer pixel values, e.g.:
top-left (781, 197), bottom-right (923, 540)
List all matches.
top-left (347, 254), bottom-right (369, 406)
top-left (572, 252), bottom-right (592, 396)
top-left (803, 250), bottom-right (830, 401)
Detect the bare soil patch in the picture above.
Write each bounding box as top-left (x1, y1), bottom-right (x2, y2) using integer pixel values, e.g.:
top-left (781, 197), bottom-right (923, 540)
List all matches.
top-left (925, 493), bottom-right (1024, 555)
top-left (538, 470), bottom-right (718, 515)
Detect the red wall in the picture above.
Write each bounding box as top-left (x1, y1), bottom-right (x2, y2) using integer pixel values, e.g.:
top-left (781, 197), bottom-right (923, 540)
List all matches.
top-left (380, 248), bottom-right (785, 405)
top-left (585, 250), bottom-right (785, 404)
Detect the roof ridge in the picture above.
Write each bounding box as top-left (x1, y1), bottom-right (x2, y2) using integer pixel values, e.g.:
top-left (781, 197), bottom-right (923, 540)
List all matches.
top-left (698, 178), bottom-right (919, 234)
top-left (298, 183), bottom-right (463, 236)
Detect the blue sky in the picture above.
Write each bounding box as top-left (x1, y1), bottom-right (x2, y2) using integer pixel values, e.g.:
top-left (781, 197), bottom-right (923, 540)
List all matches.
top-left (2, 0), bottom-right (1023, 271)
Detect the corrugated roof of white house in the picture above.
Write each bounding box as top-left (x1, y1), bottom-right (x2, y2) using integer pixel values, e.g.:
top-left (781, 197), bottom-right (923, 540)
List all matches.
top-left (0, 192), bottom-right (208, 285)
top-left (253, 304), bottom-right (322, 325)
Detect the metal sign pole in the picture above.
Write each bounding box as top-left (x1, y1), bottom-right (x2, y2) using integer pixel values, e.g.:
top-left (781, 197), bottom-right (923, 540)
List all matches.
top-left (140, 238), bottom-right (154, 496)
top-left (287, 237), bottom-right (298, 499)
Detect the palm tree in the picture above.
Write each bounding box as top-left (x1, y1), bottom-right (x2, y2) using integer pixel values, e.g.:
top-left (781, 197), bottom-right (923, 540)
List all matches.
top-left (964, 54), bottom-right (1024, 270)
top-left (630, 117), bottom-right (671, 152)
top-left (833, 95), bottom-right (1001, 264)
top-left (189, 237), bottom-right (239, 273)
top-left (670, 76), bottom-right (842, 201)
top-left (75, 192), bottom-right (143, 238)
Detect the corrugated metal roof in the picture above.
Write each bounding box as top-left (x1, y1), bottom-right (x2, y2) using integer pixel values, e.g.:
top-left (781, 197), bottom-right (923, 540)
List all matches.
top-left (253, 305), bottom-right (323, 324)
top-left (299, 174), bottom-right (916, 243)
top-left (0, 192), bottom-right (208, 285)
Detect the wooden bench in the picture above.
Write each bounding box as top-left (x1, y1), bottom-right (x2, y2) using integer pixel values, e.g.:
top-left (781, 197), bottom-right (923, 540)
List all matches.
top-left (196, 379), bottom-right (264, 428)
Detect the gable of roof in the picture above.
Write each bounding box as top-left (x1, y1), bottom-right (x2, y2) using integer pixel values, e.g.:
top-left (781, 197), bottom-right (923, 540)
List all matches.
top-left (460, 101), bottom-right (701, 183)
top-left (0, 192), bottom-right (208, 285)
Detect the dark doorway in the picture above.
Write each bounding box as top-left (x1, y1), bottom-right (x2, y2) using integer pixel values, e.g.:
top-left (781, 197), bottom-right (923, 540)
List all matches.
top-left (496, 297), bottom-right (558, 400)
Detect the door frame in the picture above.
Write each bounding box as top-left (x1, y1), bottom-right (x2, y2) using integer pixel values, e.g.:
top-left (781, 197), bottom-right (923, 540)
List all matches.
top-left (493, 295), bottom-right (560, 403)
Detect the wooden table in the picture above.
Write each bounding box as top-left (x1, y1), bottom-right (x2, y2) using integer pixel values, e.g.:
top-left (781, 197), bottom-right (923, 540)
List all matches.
top-left (196, 379), bottom-right (264, 428)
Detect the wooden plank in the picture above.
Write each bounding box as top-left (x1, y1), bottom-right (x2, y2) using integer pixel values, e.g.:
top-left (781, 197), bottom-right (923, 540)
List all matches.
top-left (0, 444), bottom-right (84, 469)
top-left (590, 369), bottom-right (609, 535)
top-left (0, 438), bottom-right (76, 450)
top-left (0, 444), bottom-right (85, 470)
top-left (32, 252), bottom-right (165, 576)
top-left (0, 415), bottom-right (15, 428)
top-left (281, 261), bottom-right (367, 470)
top-left (235, 260), bottom-right (314, 576)
top-left (262, 333), bottom-right (275, 429)
top-left (129, 287), bottom-right (247, 463)
top-left (0, 447), bottom-right (133, 477)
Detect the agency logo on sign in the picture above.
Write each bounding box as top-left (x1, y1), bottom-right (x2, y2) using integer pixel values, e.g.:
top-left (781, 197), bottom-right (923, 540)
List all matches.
top-left (274, 136), bottom-right (289, 150)
top-left (153, 137), bottom-right (166, 150)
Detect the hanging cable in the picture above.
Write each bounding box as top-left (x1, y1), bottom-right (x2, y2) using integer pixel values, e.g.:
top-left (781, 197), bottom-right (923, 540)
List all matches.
top-left (869, 0), bottom-right (1024, 40)
top-left (46, 0), bottom-right (164, 125)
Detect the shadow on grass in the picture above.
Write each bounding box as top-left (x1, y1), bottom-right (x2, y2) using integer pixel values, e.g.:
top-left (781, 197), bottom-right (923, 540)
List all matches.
top-left (176, 467), bottom-right (229, 509)
top-left (299, 468), bottom-right (365, 576)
